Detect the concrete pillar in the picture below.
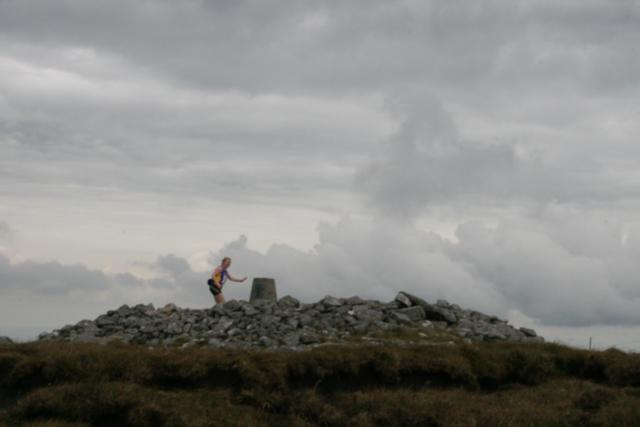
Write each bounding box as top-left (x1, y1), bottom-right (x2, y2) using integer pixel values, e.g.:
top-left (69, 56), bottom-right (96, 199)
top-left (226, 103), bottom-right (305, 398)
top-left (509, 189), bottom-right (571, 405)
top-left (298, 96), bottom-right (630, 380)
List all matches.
top-left (250, 277), bottom-right (277, 303)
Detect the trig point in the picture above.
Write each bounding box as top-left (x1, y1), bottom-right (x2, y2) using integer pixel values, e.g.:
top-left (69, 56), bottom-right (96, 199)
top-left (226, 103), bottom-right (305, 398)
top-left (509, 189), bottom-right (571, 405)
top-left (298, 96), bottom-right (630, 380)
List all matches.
top-left (249, 277), bottom-right (277, 302)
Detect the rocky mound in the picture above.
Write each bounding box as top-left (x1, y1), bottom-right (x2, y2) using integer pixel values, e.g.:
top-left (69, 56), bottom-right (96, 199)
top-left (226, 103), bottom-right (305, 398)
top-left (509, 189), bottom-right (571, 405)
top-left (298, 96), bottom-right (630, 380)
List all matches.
top-left (38, 292), bottom-right (542, 349)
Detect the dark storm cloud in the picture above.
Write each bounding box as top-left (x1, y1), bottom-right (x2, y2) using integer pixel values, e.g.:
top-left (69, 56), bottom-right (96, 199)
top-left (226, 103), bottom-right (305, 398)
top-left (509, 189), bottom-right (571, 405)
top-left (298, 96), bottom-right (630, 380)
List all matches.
top-left (1, 0), bottom-right (638, 94)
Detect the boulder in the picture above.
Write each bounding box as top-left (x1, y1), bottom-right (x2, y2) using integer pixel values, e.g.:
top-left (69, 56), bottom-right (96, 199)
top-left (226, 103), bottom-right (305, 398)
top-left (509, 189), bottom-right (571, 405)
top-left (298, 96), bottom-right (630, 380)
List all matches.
top-left (321, 295), bottom-right (343, 308)
top-left (345, 296), bottom-right (366, 305)
top-left (300, 331), bottom-right (320, 344)
top-left (278, 295), bottom-right (300, 308)
top-left (223, 299), bottom-right (241, 311)
top-left (160, 303), bottom-right (178, 314)
top-left (519, 327), bottom-right (537, 337)
top-left (396, 306), bottom-right (426, 322)
top-left (390, 311), bottom-right (412, 324)
top-left (394, 292), bottom-right (412, 308)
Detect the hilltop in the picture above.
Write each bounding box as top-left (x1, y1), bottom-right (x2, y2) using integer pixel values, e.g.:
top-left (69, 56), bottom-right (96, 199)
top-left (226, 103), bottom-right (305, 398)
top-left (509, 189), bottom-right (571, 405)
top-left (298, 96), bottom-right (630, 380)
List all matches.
top-left (3, 293), bottom-right (639, 426)
top-left (37, 291), bottom-right (542, 349)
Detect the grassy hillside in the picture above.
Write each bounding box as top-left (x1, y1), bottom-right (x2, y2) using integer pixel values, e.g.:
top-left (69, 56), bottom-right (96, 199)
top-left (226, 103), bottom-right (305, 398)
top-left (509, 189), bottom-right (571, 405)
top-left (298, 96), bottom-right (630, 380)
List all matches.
top-left (1, 338), bottom-right (639, 426)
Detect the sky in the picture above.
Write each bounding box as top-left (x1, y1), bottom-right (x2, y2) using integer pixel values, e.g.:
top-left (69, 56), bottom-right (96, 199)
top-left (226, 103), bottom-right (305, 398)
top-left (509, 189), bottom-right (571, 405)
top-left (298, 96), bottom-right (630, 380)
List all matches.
top-left (1, 0), bottom-right (640, 351)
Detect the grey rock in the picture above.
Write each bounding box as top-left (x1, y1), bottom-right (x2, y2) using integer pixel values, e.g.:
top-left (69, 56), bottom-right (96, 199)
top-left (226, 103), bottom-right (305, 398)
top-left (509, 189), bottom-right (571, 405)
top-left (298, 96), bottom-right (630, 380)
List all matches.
top-left (355, 309), bottom-right (383, 322)
top-left (421, 320), bottom-right (433, 328)
top-left (300, 331), bottom-right (320, 344)
top-left (223, 300), bottom-right (241, 311)
top-left (345, 296), bottom-right (366, 305)
top-left (160, 303), bottom-right (178, 314)
top-left (433, 307), bottom-right (458, 324)
top-left (299, 314), bottom-right (313, 326)
top-left (210, 305), bottom-right (226, 316)
top-left (227, 328), bottom-right (242, 337)
top-left (241, 304), bottom-right (259, 316)
top-left (519, 327), bottom-right (537, 337)
top-left (396, 306), bottom-right (426, 322)
top-left (394, 292), bottom-right (412, 308)
top-left (167, 322), bottom-right (183, 335)
top-left (278, 295), bottom-right (300, 308)
top-left (321, 295), bottom-right (343, 308)
top-left (259, 336), bottom-right (275, 347)
top-left (281, 332), bottom-right (300, 346)
top-left (390, 311), bottom-right (411, 324)
top-left (95, 315), bottom-right (116, 327)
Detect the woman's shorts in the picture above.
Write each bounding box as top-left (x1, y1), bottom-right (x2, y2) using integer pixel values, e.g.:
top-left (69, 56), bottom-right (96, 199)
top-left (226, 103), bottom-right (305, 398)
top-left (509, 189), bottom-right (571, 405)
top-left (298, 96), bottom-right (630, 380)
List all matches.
top-left (207, 279), bottom-right (223, 296)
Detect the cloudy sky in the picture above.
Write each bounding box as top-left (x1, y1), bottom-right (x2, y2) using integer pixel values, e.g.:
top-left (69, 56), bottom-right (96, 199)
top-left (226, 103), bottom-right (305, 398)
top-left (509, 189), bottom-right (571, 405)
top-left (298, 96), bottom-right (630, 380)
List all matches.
top-left (1, 0), bottom-right (640, 350)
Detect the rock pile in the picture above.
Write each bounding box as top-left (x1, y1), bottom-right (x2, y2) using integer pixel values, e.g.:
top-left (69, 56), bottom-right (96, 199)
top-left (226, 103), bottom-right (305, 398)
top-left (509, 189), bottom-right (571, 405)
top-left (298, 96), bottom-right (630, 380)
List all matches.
top-left (38, 292), bottom-right (542, 349)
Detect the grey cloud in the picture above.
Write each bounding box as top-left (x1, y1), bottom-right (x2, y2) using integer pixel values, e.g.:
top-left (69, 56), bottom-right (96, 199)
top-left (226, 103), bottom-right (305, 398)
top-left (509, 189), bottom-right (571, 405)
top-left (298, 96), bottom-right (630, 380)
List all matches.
top-left (0, 221), bottom-right (12, 241)
top-left (357, 90), bottom-right (640, 219)
top-left (156, 254), bottom-right (191, 277)
top-left (0, 254), bottom-right (109, 294)
top-left (1, 1), bottom-right (638, 94)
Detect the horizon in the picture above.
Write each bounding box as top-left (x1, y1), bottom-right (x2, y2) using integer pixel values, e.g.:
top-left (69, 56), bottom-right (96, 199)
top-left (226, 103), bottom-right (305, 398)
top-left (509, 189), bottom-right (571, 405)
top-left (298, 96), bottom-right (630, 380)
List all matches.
top-left (1, 1), bottom-right (640, 352)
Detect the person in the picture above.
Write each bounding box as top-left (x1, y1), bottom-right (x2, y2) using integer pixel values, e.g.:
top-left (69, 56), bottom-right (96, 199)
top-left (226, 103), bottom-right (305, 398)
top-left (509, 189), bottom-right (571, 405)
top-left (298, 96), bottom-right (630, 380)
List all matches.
top-left (208, 257), bottom-right (247, 304)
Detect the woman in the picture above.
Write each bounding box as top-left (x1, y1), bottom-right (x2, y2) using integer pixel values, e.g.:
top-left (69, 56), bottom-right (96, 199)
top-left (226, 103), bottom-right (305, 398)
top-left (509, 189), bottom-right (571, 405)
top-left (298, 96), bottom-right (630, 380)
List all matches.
top-left (208, 257), bottom-right (247, 304)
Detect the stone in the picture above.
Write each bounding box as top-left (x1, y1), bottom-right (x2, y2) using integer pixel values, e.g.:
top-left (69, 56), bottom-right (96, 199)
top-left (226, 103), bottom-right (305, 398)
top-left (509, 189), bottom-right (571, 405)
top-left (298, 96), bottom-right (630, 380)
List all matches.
top-left (281, 332), bottom-right (300, 346)
top-left (227, 328), bottom-right (242, 337)
top-left (160, 303), bottom-right (178, 314)
top-left (355, 309), bottom-right (383, 322)
top-left (167, 322), bottom-right (183, 335)
top-left (401, 292), bottom-right (431, 309)
top-left (436, 299), bottom-right (451, 308)
top-left (390, 312), bottom-right (411, 324)
top-left (278, 295), bottom-right (300, 308)
top-left (0, 336), bottom-right (13, 344)
top-left (241, 304), bottom-right (259, 316)
top-left (117, 304), bottom-right (135, 317)
top-left (394, 292), bottom-right (412, 308)
top-left (223, 300), bottom-right (241, 311)
top-left (95, 315), bottom-right (116, 327)
top-left (300, 331), bottom-right (320, 344)
top-left (210, 305), bottom-right (225, 316)
top-left (345, 296), bottom-right (366, 305)
top-left (321, 295), bottom-right (343, 308)
top-left (396, 306), bottom-right (426, 322)
top-left (259, 336), bottom-right (275, 347)
top-left (519, 327), bottom-right (537, 337)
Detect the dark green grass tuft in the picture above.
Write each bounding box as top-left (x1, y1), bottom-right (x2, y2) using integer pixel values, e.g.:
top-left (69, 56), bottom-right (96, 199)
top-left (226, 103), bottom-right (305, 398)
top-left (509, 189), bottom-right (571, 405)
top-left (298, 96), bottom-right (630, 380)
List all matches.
top-left (1, 340), bottom-right (639, 426)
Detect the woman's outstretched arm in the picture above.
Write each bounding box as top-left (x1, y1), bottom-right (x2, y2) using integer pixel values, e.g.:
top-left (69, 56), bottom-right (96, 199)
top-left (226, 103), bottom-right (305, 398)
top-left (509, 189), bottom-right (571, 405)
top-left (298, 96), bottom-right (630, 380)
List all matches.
top-left (227, 273), bottom-right (248, 283)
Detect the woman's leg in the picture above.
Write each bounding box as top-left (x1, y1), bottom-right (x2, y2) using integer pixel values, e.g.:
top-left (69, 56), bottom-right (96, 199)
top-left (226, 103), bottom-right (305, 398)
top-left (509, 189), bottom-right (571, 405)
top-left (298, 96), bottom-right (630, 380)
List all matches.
top-left (214, 292), bottom-right (225, 305)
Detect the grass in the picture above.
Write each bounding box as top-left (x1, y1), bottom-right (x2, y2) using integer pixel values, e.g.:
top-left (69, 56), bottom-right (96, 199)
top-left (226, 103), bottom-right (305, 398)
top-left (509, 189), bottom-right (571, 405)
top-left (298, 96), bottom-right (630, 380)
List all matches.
top-left (1, 338), bottom-right (639, 426)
